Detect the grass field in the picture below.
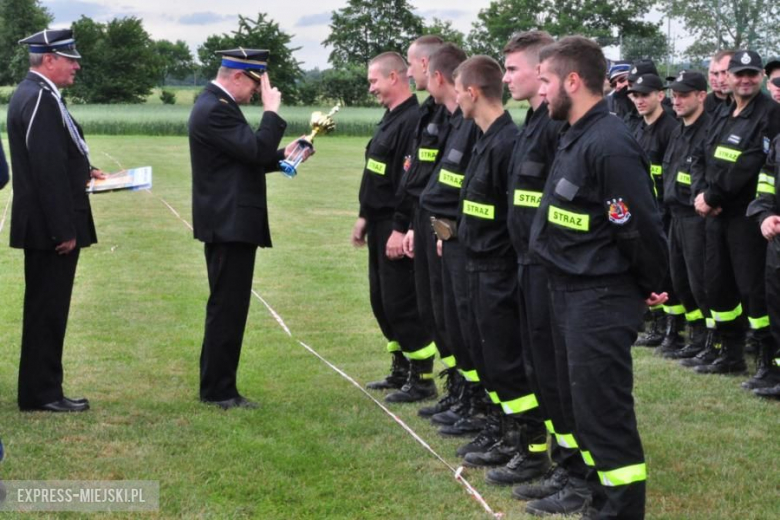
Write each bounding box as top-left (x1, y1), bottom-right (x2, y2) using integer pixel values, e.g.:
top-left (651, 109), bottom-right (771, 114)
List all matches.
top-left (0, 136), bottom-right (778, 519)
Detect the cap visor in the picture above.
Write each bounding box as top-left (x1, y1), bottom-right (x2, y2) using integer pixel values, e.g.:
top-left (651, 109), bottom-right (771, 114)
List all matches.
top-left (55, 49), bottom-right (81, 59)
top-left (667, 83), bottom-right (696, 92)
top-left (728, 65), bottom-right (762, 73)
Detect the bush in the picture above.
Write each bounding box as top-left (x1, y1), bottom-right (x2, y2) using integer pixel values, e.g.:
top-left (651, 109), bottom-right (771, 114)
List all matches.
top-left (0, 89), bottom-right (14, 104)
top-left (160, 90), bottom-right (177, 105)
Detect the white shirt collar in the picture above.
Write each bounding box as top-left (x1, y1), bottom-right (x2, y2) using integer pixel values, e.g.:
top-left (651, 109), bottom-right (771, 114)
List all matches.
top-left (30, 70), bottom-right (61, 98)
top-left (211, 80), bottom-right (235, 102)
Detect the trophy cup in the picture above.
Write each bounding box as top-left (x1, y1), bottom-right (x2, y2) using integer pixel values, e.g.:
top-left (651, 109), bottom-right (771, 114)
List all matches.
top-left (279, 105), bottom-right (340, 178)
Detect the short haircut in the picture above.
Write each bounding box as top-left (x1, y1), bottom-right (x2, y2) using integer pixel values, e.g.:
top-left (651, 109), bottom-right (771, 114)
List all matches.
top-left (712, 49), bottom-right (736, 63)
top-left (370, 52), bottom-right (408, 76)
top-left (428, 43), bottom-right (467, 84)
top-left (453, 55), bottom-right (504, 101)
top-left (503, 30), bottom-right (555, 64)
top-left (412, 35), bottom-right (444, 59)
top-left (538, 36), bottom-right (606, 96)
top-left (29, 53), bottom-right (45, 67)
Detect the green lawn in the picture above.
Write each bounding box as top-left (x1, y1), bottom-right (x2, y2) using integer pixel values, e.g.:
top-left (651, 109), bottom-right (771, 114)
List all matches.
top-left (0, 136), bottom-right (777, 519)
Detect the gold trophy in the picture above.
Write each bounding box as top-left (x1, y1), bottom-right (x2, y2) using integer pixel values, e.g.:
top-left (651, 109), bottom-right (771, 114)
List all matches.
top-left (279, 105), bottom-right (340, 178)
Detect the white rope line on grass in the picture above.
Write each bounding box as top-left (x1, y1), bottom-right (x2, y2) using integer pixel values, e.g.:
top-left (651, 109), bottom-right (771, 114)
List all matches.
top-left (0, 190), bottom-right (12, 235)
top-left (153, 192), bottom-right (502, 519)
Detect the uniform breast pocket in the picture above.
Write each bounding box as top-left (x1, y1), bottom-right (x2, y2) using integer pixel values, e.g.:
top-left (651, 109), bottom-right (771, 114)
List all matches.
top-left (518, 161), bottom-right (545, 179)
top-left (366, 141), bottom-right (392, 176)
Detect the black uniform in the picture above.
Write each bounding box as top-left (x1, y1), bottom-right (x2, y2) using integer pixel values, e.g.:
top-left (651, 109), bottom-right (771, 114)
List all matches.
top-left (458, 111), bottom-right (540, 417)
top-left (662, 112), bottom-right (712, 331)
top-left (530, 100), bottom-right (668, 520)
top-left (704, 91), bottom-right (731, 117)
top-left (0, 138), bottom-right (7, 190)
top-left (419, 108), bottom-right (480, 380)
top-left (692, 92), bottom-right (780, 360)
top-left (398, 97), bottom-right (453, 367)
top-left (747, 135), bottom-right (780, 385)
top-left (189, 82), bottom-right (287, 401)
top-left (8, 72), bottom-right (97, 409)
top-left (358, 95), bottom-right (433, 360)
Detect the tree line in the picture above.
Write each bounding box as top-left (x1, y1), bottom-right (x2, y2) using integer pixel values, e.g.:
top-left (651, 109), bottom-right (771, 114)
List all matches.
top-left (0, 0), bottom-right (775, 105)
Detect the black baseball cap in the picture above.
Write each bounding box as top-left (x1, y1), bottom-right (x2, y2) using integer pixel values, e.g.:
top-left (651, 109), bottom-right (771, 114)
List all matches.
top-left (765, 57), bottom-right (780, 76)
top-left (627, 73), bottom-right (664, 93)
top-left (728, 50), bottom-right (763, 73)
top-left (627, 59), bottom-right (659, 83)
top-left (666, 70), bottom-right (708, 92)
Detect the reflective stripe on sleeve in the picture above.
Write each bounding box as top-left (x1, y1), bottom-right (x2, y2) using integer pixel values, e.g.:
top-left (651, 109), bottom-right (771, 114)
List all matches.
top-left (367, 158), bottom-right (387, 175)
top-left (548, 205), bottom-right (589, 231)
top-left (748, 315), bottom-right (770, 330)
top-left (386, 341), bottom-right (401, 353)
top-left (463, 200), bottom-right (495, 220)
top-left (418, 148), bottom-right (438, 162)
top-left (713, 146), bottom-right (742, 162)
top-left (514, 190), bottom-right (543, 208)
top-left (581, 450), bottom-right (595, 467)
top-left (501, 393), bottom-right (539, 414)
top-left (556, 433), bottom-right (579, 449)
top-left (439, 169), bottom-right (464, 188)
top-left (676, 171), bottom-right (691, 185)
top-left (663, 304), bottom-right (686, 316)
top-left (406, 341), bottom-right (437, 360)
top-left (685, 309), bottom-right (704, 322)
top-left (598, 463), bottom-right (647, 487)
top-left (711, 304), bottom-right (743, 323)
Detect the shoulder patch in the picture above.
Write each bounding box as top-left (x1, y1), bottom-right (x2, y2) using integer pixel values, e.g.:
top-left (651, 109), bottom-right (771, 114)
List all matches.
top-left (607, 198), bottom-right (631, 225)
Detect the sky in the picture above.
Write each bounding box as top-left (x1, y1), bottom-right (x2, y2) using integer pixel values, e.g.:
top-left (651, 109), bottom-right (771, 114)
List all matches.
top-left (41, 0), bottom-right (681, 70)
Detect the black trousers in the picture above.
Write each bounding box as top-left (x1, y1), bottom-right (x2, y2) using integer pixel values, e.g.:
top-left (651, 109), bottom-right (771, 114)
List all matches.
top-left (200, 242), bottom-right (257, 401)
top-left (466, 262), bottom-right (539, 417)
top-left (440, 238), bottom-right (477, 378)
top-left (18, 248), bottom-right (80, 408)
top-left (658, 211), bottom-right (682, 314)
top-left (518, 263), bottom-right (586, 476)
top-left (669, 212), bottom-right (708, 323)
top-left (705, 213), bottom-right (768, 340)
top-left (366, 218), bottom-right (431, 355)
top-left (413, 208), bottom-right (452, 365)
top-left (764, 240), bottom-right (780, 359)
top-left (549, 277), bottom-right (647, 520)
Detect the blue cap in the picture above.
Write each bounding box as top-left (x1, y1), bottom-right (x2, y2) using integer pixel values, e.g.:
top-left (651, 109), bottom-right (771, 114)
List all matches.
top-left (608, 61), bottom-right (631, 81)
top-left (19, 29), bottom-right (80, 59)
top-left (216, 48), bottom-right (269, 80)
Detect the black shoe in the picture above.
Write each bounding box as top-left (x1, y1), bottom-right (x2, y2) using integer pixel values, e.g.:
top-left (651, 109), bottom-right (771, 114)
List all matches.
top-left (634, 310), bottom-right (664, 347)
top-left (366, 352), bottom-right (409, 390)
top-left (65, 396), bottom-right (89, 406)
top-left (694, 355), bottom-right (747, 375)
top-left (462, 439), bottom-right (518, 468)
top-left (754, 384), bottom-right (780, 399)
top-left (656, 315), bottom-right (685, 356)
top-left (21, 398), bottom-right (90, 413)
top-left (455, 419), bottom-right (500, 457)
top-left (744, 330), bottom-right (758, 355)
top-left (386, 358), bottom-right (438, 403)
top-left (440, 414), bottom-right (486, 437)
top-left (669, 342), bottom-right (704, 359)
top-left (525, 477), bottom-right (591, 516)
top-left (741, 367), bottom-right (780, 390)
top-left (486, 451), bottom-right (551, 486)
top-left (418, 369), bottom-right (462, 417)
top-left (202, 396), bottom-right (258, 410)
top-left (512, 465), bottom-right (568, 501)
top-left (431, 404), bottom-right (466, 425)
top-left (680, 330), bottom-right (720, 367)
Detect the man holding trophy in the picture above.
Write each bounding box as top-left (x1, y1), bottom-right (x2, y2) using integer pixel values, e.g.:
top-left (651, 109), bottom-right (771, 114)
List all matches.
top-left (189, 48), bottom-right (320, 409)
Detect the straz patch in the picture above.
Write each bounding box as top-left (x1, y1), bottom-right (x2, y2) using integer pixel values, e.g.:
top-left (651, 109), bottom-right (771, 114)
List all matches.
top-left (727, 134), bottom-right (742, 145)
top-left (607, 198), bottom-right (631, 225)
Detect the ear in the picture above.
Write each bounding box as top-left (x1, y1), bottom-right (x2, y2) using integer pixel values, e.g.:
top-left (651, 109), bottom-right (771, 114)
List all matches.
top-left (467, 85), bottom-right (478, 102)
top-left (420, 56), bottom-right (429, 74)
top-left (564, 72), bottom-right (579, 93)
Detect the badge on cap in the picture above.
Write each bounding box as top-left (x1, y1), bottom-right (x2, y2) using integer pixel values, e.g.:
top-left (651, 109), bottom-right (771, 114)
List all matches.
top-left (607, 198), bottom-right (631, 225)
top-left (631, 67), bottom-right (637, 74)
top-left (637, 77), bottom-right (644, 84)
top-left (676, 72), bottom-right (684, 82)
top-left (741, 53), bottom-right (752, 65)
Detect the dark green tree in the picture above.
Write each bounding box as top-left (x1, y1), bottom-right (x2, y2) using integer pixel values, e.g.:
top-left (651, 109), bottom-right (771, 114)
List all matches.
top-left (155, 39), bottom-right (194, 86)
top-left (321, 64), bottom-right (372, 106)
top-left (297, 68), bottom-right (323, 106)
top-left (621, 32), bottom-right (669, 64)
top-left (424, 18), bottom-right (466, 49)
top-left (466, 0), bottom-right (662, 61)
top-left (197, 13), bottom-right (304, 105)
top-left (67, 16), bottom-right (161, 103)
top-left (0, 0), bottom-right (53, 85)
top-left (661, 0), bottom-right (778, 62)
top-left (322, 0), bottom-right (424, 67)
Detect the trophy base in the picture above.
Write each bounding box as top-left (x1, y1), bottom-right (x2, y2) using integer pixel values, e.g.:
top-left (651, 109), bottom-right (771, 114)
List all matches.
top-left (278, 160), bottom-right (298, 178)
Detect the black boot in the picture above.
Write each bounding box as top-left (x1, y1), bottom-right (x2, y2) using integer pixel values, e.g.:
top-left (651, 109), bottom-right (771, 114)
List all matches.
top-left (366, 351), bottom-right (408, 390)
top-left (744, 329), bottom-right (758, 355)
top-left (754, 383), bottom-right (780, 399)
top-left (742, 336), bottom-right (780, 390)
top-left (418, 368), bottom-right (463, 417)
top-left (431, 381), bottom-right (478, 426)
top-left (525, 475), bottom-right (592, 516)
top-left (680, 329), bottom-right (721, 367)
top-left (438, 384), bottom-right (489, 436)
top-left (455, 405), bottom-right (501, 457)
top-left (512, 465), bottom-right (568, 501)
top-left (462, 414), bottom-right (522, 468)
top-left (667, 321), bottom-right (707, 359)
top-left (634, 309), bottom-right (664, 347)
top-left (485, 426), bottom-right (550, 486)
top-left (656, 314), bottom-right (685, 356)
top-left (385, 357), bottom-right (437, 402)
top-left (695, 333), bottom-right (748, 374)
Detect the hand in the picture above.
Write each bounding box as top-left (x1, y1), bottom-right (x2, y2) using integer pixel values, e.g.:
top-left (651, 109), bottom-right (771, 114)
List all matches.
top-left (761, 215), bottom-right (780, 240)
top-left (402, 230), bottom-right (415, 258)
top-left (259, 73), bottom-right (281, 113)
top-left (351, 217), bottom-right (367, 247)
top-left (645, 292), bottom-right (668, 307)
top-left (694, 193), bottom-right (721, 217)
top-left (385, 230), bottom-right (406, 260)
top-left (284, 137), bottom-right (315, 163)
top-left (437, 239), bottom-right (442, 257)
top-left (90, 168), bottom-right (106, 180)
top-left (55, 238), bottom-right (76, 255)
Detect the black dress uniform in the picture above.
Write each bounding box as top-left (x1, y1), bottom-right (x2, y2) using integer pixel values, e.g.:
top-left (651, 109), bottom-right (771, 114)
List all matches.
top-left (8, 71), bottom-right (97, 409)
top-left (189, 73), bottom-right (287, 402)
top-left (530, 100), bottom-right (668, 520)
top-left (505, 102), bottom-right (591, 491)
top-left (358, 95), bottom-right (434, 374)
top-left (691, 56), bottom-right (780, 373)
top-left (397, 96), bottom-right (453, 370)
top-left (457, 111), bottom-right (544, 449)
top-left (661, 79), bottom-right (712, 358)
top-left (746, 134), bottom-right (780, 393)
top-left (418, 108), bottom-right (482, 400)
